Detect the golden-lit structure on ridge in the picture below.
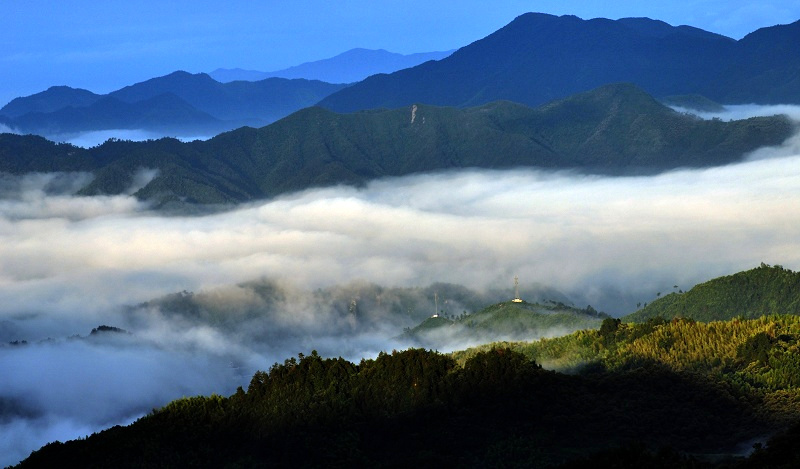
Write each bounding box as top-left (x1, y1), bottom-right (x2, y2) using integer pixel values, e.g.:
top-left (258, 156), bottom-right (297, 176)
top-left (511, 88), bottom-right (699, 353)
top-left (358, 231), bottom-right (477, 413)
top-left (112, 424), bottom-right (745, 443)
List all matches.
top-left (512, 275), bottom-right (523, 303)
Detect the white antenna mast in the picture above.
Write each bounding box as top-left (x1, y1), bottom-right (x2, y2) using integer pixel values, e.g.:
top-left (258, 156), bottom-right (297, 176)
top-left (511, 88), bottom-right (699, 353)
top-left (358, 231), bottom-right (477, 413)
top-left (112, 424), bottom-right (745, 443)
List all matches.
top-left (512, 275), bottom-right (523, 303)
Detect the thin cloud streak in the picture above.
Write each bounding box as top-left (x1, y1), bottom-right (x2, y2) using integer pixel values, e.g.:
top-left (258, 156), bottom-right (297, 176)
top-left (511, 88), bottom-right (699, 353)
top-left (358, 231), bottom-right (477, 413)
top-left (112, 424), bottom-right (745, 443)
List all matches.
top-left (680, 104), bottom-right (800, 121)
top-left (48, 129), bottom-right (213, 148)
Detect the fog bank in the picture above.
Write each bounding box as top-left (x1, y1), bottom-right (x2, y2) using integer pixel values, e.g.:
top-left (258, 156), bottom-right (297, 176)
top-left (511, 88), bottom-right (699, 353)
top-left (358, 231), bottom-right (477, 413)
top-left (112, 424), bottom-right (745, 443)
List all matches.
top-left (4, 155), bottom-right (800, 328)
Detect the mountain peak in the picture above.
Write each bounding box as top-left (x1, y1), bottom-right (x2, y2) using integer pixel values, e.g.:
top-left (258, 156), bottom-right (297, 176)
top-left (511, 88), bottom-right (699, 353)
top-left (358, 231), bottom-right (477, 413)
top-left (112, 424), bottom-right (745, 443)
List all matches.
top-left (319, 12), bottom-right (797, 112)
top-left (211, 48), bottom-right (455, 84)
top-left (0, 86), bottom-right (102, 118)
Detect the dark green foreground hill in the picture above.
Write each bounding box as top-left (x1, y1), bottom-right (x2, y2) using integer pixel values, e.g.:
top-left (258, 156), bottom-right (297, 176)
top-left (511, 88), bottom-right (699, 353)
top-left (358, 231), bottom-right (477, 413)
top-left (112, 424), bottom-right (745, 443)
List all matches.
top-left (625, 264), bottom-right (800, 323)
top-left (1, 83), bottom-right (793, 207)
top-left (17, 314), bottom-right (800, 468)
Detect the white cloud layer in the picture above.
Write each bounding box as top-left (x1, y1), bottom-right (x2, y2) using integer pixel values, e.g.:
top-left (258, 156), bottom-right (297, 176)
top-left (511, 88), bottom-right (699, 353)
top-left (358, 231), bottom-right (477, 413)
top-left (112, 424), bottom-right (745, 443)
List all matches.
top-left (3, 155), bottom-right (800, 327)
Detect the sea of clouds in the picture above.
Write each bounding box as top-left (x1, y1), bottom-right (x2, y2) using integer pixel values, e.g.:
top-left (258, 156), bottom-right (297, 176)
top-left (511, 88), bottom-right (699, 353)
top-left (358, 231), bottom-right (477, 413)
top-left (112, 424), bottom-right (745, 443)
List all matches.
top-left (1, 104), bottom-right (800, 465)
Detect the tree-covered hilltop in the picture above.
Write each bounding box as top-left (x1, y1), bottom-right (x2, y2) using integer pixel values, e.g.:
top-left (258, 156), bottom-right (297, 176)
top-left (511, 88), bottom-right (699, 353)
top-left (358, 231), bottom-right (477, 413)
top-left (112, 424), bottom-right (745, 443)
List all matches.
top-left (1, 83), bottom-right (793, 208)
top-left (623, 264), bottom-right (800, 323)
top-left (456, 314), bottom-right (800, 404)
top-left (17, 314), bottom-right (800, 468)
top-left (400, 300), bottom-right (607, 349)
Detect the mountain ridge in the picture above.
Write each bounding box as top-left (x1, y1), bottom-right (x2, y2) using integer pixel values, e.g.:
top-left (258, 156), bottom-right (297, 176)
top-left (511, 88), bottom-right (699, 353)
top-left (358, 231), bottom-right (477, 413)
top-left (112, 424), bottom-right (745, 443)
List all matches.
top-left (623, 264), bottom-right (800, 323)
top-left (3, 14), bottom-right (798, 142)
top-left (210, 48), bottom-right (455, 84)
top-left (318, 13), bottom-right (800, 112)
top-left (0, 83), bottom-right (793, 207)
top-left (0, 86), bottom-right (103, 119)
top-left (0, 72), bottom-right (347, 138)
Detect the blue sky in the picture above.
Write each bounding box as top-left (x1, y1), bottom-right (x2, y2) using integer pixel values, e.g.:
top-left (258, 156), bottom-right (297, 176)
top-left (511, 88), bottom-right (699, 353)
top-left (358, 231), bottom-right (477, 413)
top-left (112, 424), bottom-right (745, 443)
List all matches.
top-left (2, 0), bottom-right (799, 106)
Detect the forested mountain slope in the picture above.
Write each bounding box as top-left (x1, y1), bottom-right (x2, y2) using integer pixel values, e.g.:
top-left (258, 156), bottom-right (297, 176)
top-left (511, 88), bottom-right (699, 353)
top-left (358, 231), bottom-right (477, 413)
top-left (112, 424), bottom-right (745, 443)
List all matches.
top-left (401, 300), bottom-right (607, 349)
top-left (1, 84), bottom-right (792, 207)
top-left (17, 314), bottom-right (800, 467)
top-left (624, 264), bottom-right (800, 323)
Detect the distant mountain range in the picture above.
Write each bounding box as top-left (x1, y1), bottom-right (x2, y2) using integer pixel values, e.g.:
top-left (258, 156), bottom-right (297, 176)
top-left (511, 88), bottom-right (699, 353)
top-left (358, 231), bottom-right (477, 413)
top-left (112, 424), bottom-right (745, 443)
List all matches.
top-left (0, 83), bottom-right (792, 208)
top-left (0, 72), bottom-right (347, 138)
top-left (2, 14), bottom-right (798, 142)
top-left (209, 48), bottom-right (455, 84)
top-left (318, 13), bottom-right (800, 112)
top-left (0, 48), bottom-right (452, 141)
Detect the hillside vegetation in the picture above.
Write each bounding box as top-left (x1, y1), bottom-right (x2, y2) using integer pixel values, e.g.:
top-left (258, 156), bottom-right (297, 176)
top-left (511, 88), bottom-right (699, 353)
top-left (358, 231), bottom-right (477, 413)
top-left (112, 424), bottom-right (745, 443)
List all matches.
top-left (17, 312), bottom-right (800, 468)
top-left (457, 315), bottom-right (800, 400)
top-left (401, 300), bottom-right (607, 349)
top-left (0, 83), bottom-right (792, 207)
top-left (624, 264), bottom-right (800, 323)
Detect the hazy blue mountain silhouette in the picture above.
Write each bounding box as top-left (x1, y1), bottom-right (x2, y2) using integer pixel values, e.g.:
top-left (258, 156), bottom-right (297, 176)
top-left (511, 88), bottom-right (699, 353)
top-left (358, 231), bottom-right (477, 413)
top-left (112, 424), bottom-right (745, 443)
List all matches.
top-left (210, 48), bottom-right (455, 84)
top-left (318, 13), bottom-right (800, 112)
top-left (0, 72), bottom-right (347, 137)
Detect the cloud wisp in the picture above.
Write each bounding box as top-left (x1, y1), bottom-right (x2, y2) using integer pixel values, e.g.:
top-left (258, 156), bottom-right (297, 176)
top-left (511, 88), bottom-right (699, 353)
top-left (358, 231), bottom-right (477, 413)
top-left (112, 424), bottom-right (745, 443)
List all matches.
top-left (47, 129), bottom-right (214, 148)
top-left (0, 124), bottom-right (20, 134)
top-left (683, 104), bottom-right (800, 122)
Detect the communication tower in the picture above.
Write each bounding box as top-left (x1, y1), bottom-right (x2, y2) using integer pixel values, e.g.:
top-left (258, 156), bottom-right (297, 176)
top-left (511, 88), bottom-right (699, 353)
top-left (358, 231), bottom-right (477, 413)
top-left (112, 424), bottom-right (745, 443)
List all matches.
top-left (512, 275), bottom-right (523, 303)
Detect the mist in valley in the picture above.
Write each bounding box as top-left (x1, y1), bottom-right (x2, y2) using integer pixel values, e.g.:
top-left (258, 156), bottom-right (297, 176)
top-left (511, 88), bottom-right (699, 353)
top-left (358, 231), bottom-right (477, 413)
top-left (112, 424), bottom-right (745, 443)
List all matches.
top-left (1, 105), bottom-right (800, 465)
top-left (56, 129), bottom-right (215, 148)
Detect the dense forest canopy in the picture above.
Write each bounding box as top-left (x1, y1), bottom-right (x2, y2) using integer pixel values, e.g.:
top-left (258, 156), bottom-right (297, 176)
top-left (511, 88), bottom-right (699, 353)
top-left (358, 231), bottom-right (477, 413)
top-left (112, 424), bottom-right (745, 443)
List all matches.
top-left (625, 264), bottom-right (800, 322)
top-left (16, 311), bottom-right (800, 467)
